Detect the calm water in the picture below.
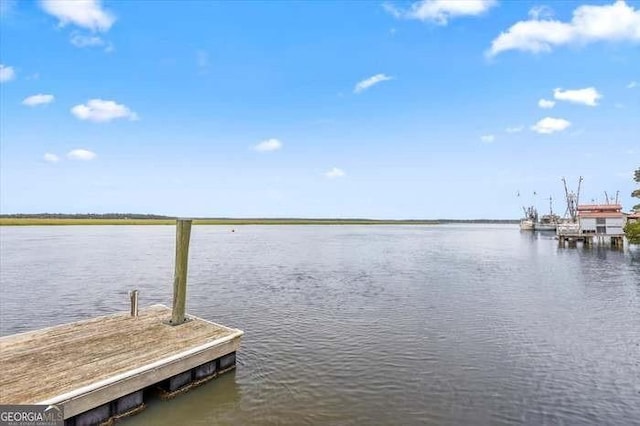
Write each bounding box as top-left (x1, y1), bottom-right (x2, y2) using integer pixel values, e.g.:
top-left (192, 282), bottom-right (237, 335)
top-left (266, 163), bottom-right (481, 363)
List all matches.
top-left (1, 225), bottom-right (639, 425)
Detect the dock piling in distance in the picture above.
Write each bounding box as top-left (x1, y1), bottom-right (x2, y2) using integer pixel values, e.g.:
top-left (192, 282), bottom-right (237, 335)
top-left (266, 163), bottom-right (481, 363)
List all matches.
top-left (170, 219), bottom-right (192, 325)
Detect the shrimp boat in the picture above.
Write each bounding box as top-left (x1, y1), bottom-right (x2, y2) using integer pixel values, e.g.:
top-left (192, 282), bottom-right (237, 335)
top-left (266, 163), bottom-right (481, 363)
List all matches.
top-left (536, 197), bottom-right (561, 232)
top-left (520, 206), bottom-right (538, 231)
top-left (518, 177), bottom-right (583, 233)
top-left (519, 197), bottom-right (560, 232)
top-left (535, 216), bottom-right (559, 231)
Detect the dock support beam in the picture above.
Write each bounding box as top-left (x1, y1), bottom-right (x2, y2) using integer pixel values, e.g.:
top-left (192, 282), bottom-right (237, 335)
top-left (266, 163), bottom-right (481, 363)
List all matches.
top-left (158, 352), bottom-right (237, 399)
top-left (171, 219), bottom-right (192, 326)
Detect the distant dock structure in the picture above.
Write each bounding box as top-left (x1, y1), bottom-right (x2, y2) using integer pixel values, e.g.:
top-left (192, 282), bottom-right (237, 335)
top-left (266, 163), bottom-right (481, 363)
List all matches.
top-left (0, 219), bottom-right (243, 425)
top-left (557, 204), bottom-right (625, 248)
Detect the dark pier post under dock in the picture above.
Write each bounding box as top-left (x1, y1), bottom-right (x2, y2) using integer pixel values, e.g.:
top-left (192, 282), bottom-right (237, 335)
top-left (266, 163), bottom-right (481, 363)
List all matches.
top-left (557, 234), bottom-right (625, 250)
top-left (0, 220), bottom-right (243, 425)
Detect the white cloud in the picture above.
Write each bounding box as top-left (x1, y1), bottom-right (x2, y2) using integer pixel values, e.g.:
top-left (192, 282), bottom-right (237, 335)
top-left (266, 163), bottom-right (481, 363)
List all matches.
top-left (528, 5), bottom-right (555, 20)
top-left (22, 94), bottom-right (55, 106)
top-left (553, 87), bottom-right (601, 106)
top-left (354, 73), bottom-right (393, 94)
top-left (628, 80), bottom-right (638, 88)
top-left (40, 0), bottom-right (115, 32)
top-left (0, 64), bottom-right (15, 83)
top-left (505, 126), bottom-right (524, 133)
top-left (70, 32), bottom-right (105, 47)
top-left (43, 153), bottom-right (60, 163)
top-left (253, 138), bottom-right (283, 152)
top-left (531, 117), bottom-right (571, 134)
top-left (70, 33), bottom-right (113, 51)
top-left (384, 0), bottom-right (496, 25)
top-left (480, 134), bottom-right (495, 143)
top-left (71, 99), bottom-right (138, 122)
top-left (487, 0), bottom-right (640, 57)
top-left (383, 3), bottom-right (403, 19)
top-left (67, 149), bottom-right (97, 160)
top-left (325, 167), bottom-right (346, 179)
top-left (538, 98), bottom-right (555, 108)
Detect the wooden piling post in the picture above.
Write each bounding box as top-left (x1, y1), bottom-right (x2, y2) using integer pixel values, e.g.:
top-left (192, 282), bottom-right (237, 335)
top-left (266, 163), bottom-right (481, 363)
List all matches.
top-left (129, 290), bottom-right (139, 317)
top-left (171, 219), bottom-right (192, 325)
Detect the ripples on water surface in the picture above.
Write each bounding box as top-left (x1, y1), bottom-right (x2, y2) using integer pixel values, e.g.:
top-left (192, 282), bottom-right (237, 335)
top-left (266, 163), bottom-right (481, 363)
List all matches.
top-left (1, 225), bottom-right (639, 425)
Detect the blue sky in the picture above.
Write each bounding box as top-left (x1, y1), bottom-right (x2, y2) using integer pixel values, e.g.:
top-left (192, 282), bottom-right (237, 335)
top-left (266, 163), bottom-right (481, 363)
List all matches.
top-left (1, 0), bottom-right (638, 219)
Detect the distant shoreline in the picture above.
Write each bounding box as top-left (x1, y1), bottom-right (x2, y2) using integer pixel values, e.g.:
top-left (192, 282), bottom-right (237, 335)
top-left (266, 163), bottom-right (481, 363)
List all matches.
top-left (0, 215), bottom-right (518, 226)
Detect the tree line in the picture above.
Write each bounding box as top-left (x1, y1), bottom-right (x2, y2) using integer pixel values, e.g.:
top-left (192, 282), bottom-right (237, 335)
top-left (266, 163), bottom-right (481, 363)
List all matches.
top-left (0, 213), bottom-right (175, 219)
top-left (0, 213), bottom-right (518, 224)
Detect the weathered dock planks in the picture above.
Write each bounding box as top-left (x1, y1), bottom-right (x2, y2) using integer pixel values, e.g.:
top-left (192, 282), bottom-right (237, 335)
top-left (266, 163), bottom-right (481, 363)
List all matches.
top-left (0, 304), bottom-right (243, 421)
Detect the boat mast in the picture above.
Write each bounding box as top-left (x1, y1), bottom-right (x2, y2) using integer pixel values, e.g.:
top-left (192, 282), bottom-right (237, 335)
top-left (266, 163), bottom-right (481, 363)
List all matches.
top-left (562, 177), bottom-right (572, 220)
top-left (576, 176), bottom-right (583, 209)
top-left (562, 176), bottom-right (583, 222)
top-left (562, 178), bottom-right (568, 209)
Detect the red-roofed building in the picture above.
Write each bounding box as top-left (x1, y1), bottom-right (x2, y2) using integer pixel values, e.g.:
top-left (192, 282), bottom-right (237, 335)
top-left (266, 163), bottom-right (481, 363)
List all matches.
top-left (577, 204), bottom-right (624, 236)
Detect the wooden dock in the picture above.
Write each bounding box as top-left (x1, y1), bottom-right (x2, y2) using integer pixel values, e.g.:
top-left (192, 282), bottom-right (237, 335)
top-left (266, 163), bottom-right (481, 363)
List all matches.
top-left (0, 219), bottom-right (244, 425)
top-left (0, 305), bottom-right (242, 424)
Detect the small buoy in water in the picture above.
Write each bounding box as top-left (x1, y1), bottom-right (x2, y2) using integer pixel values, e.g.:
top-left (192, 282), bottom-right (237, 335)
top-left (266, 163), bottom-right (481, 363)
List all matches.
top-left (231, 229), bottom-right (236, 233)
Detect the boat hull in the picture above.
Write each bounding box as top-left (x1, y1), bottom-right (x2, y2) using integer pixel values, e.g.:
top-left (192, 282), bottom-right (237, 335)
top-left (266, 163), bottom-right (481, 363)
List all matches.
top-left (520, 219), bottom-right (535, 231)
top-left (534, 223), bottom-right (557, 232)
